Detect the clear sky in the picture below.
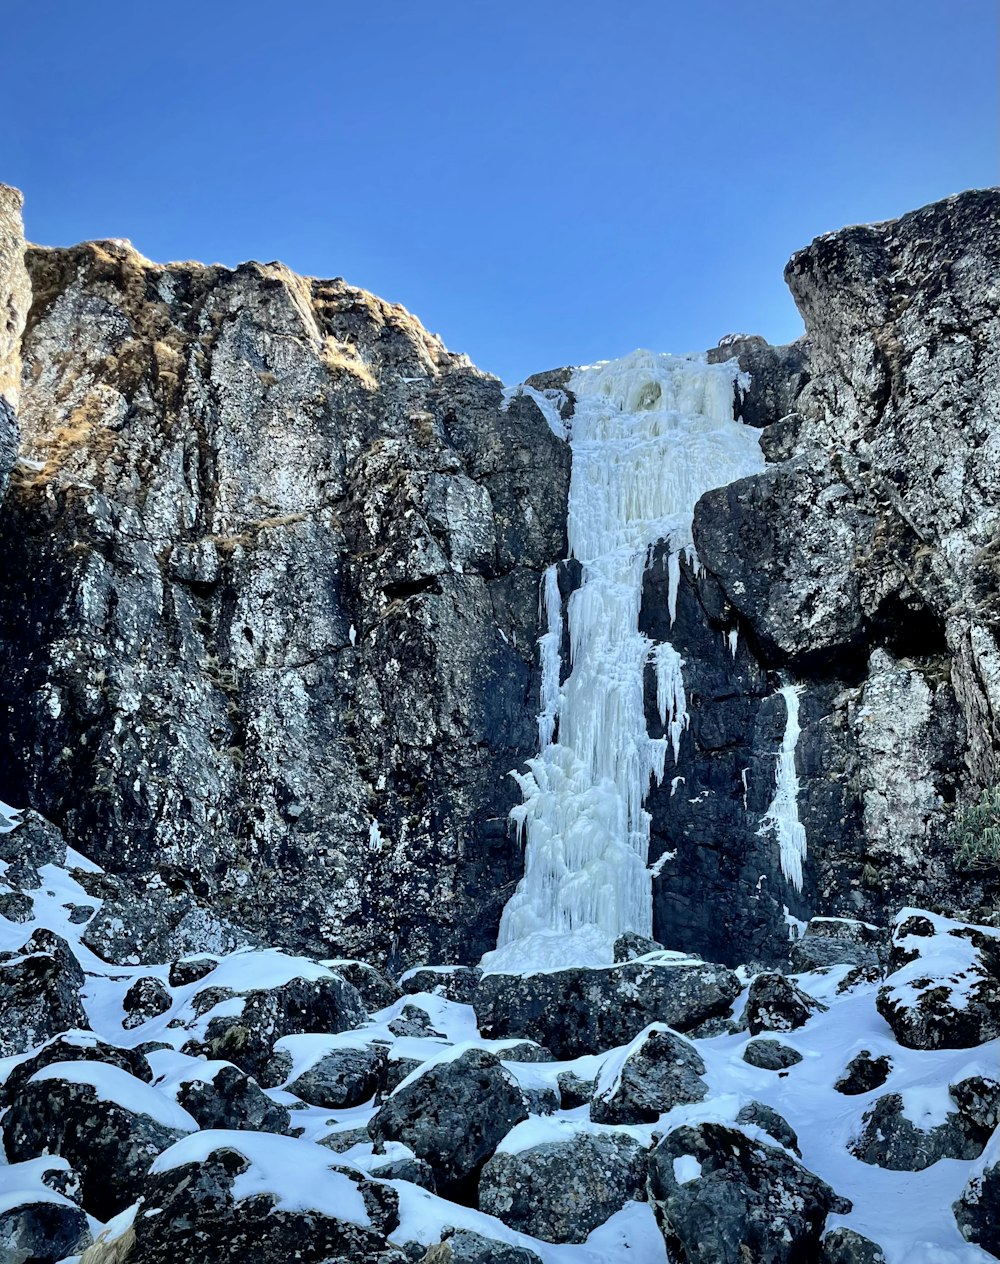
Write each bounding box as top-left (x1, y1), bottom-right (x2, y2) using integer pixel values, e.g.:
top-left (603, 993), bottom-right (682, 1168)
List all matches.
top-left (5, 1), bottom-right (997, 383)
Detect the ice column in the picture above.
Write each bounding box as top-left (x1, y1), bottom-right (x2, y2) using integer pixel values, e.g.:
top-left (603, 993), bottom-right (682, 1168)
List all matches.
top-left (759, 682), bottom-right (808, 891)
top-left (483, 350), bottom-right (765, 973)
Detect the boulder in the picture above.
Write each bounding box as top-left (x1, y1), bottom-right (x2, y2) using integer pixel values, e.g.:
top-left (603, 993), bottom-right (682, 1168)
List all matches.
top-left (742, 1038), bottom-right (802, 1070)
top-left (3, 1063), bottom-right (195, 1220)
top-left (478, 1130), bottom-right (647, 1243)
top-left (590, 1024), bottom-right (707, 1124)
top-left (613, 931), bottom-right (663, 962)
top-left (122, 975), bottom-right (173, 1028)
top-left (387, 1003), bottom-right (445, 1038)
top-left (834, 1050), bottom-right (891, 1095)
top-left (0, 931), bottom-right (88, 1056)
top-left (744, 972), bottom-right (824, 1035)
top-left (401, 966), bottom-right (482, 1004)
top-left (0, 1032), bottom-right (152, 1107)
top-left (0, 1199), bottom-right (90, 1264)
top-left (954, 1155), bottom-right (1000, 1255)
top-left (124, 1141), bottom-right (404, 1264)
top-left (648, 1122), bottom-right (851, 1264)
top-left (265, 1039), bottom-right (388, 1108)
top-left (168, 956), bottom-right (218, 987)
top-left (876, 911), bottom-right (1000, 1050)
top-left (951, 1074), bottom-right (1000, 1132)
top-left (175, 1064), bottom-right (291, 1134)
top-left (735, 1101), bottom-right (800, 1154)
top-left (368, 1048), bottom-right (527, 1202)
top-left (790, 918), bottom-right (882, 973)
top-left (193, 973), bottom-right (367, 1078)
top-left (331, 960), bottom-right (402, 1011)
top-left (557, 1070), bottom-right (595, 1109)
top-left (819, 1227), bottom-right (887, 1264)
top-left (849, 1092), bottom-right (989, 1171)
top-left (474, 960), bottom-right (742, 1058)
top-left (420, 1227), bottom-right (543, 1264)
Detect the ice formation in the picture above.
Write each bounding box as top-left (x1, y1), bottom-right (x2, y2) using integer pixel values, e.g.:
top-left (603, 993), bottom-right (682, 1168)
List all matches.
top-left (483, 350), bottom-right (765, 973)
top-left (759, 682), bottom-right (808, 891)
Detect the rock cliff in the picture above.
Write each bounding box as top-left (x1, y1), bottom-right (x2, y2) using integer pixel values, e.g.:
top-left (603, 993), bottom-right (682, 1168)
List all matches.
top-left (0, 215), bottom-right (569, 967)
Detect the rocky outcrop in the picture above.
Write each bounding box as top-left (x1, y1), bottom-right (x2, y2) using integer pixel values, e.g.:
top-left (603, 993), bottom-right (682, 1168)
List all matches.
top-left (0, 230), bottom-right (568, 968)
top-left (0, 184), bottom-right (29, 497)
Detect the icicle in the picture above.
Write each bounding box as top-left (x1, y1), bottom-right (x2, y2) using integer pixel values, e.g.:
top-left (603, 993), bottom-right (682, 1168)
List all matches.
top-left (727, 627), bottom-right (738, 657)
top-left (483, 350), bottom-right (765, 973)
top-left (759, 682), bottom-right (808, 891)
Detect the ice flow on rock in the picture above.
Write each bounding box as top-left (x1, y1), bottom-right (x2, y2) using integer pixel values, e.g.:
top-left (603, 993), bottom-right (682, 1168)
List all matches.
top-left (482, 350), bottom-right (765, 973)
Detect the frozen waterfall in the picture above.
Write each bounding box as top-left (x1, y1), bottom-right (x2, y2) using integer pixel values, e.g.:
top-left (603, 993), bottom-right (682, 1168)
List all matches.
top-left (482, 350), bottom-right (765, 973)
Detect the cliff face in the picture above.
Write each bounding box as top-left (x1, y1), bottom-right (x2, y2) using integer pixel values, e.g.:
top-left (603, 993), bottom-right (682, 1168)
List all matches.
top-left (0, 228), bottom-right (569, 967)
top-left (643, 190), bottom-right (1000, 962)
top-left (0, 185), bottom-right (29, 493)
top-left (0, 186), bottom-right (996, 970)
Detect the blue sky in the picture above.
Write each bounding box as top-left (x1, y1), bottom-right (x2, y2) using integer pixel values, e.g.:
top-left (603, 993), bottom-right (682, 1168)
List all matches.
top-left (5, 1), bottom-right (997, 383)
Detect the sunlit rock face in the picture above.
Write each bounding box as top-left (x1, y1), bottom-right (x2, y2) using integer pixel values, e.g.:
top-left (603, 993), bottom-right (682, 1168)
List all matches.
top-left (0, 184), bottom-right (29, 496)
top-left (0, 236), bottom-right (569, 967)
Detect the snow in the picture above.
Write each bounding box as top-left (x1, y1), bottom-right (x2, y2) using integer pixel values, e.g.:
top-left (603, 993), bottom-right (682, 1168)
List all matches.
top-left (486, 351), bottom-right (764, 973)
top-left (29, 1061), bottom-right (198, 1132)
top-left (759, 681), bottom-right (808, 890)
top-left (672, 1154), bottom-right (702, 1184)
top-left (150, 1130), bottom-right (371, 1225)
top-left (0, 1156), bottom-right (80, 1216)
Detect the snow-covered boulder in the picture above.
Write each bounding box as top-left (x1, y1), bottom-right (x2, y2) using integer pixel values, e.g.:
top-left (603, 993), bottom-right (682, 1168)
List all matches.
top-left (121, 975), bottom-right (172, 1028)
top-left (0, 1031), bottom-right (152, 1107)
top-left (849, 1090), bottom-right (990, 1171)
top-left (3, 1062), bottom-right (197, 1220)
top-left (743, 971), bottom-right (825, 1035)
top-left (0, 1156), bottom-right (92, 1264)
top-left (263, 1033), bottom-right (388, 1108)
top-left (735, 1101), bottom-right (800, 1155)
top-left (420, 1227), bottom-right (543, 1264)
top-left (368, 1047), bottom-right (527, 1202)
top-left (172, 1063), bottom-right (291, 1135)
top-left (589, 1023), bottom-right (706, 1124)
top-left (473, 959), bottom-right (742, 1058)
top-left (647, 1122), bottom-right (851, 1264)
top-left (789, 917), bottom-right (882, 973)
top-left (0, 930), bottom-right (88, 1056)
top-left (329, 959), bottom-right (401, 1011)
top-left (953, 1145), bottom-right (1000, 1256)
top-left (876, 910), bottom-right (1000, 1050)
top-left (124, 1133), bottom-right (405, 1264)
top-left (478, 1126), bottom-right (647, 1243)
top-left (401, 965), bottom-right (482, 1004)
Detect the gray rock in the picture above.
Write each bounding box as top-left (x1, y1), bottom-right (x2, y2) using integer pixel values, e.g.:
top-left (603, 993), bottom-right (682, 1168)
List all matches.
top-left (849, 1092), bottom-right (989, 1171)
top-left (0, 891), bottom-right (33, 923)
top-left (648, 1122), bottom-right (851, 1264)
top-left (0, 1031), bottom-right (152, 1107)
top-left (474, 960), bottom-right (742, 1058)
top-left (590, 1025), bottom-right (706, 1124)
top-left (954, 1157), bottom-right (1000, 1255)
top-left (370, 1155), bottom-right (437, 1190)
top-left (175, 1063), bottom-right (291, 1134)
top-left (744, 972), bottom-right (824, 1035)
top-left (124, 1145), bottom-right (403, 1264)
top-left (789, 918), bottom-right (881, 972)
top-left (735, 1100), bottom-right (800, 1154)
top-left (0, 1197), bottom-right (91, 1264)
top-left (950, 1074), bottom-right (1000, 1132)
top-left (834, 1050), bottom-right (891, 1095)
top-left (613, 931), bottom-right (663, 962)
top-left (421, 1228), bottom-right (542, 1264)
top-left (742, 1038), bottom-right (802, 1070)
top-left (401, 966), bottom-right (482, 1004)
top-left (819, 1227), bottom-right (887, 1264)
top-left (387, 1003), bottom-right (445, 1038)
top-left (0, 183), bottom-right (29, 494)
top-left (368, 1048), bottom-right (527, 1202)
top-left (332, 960), bottom-right (402, 1011)
top-left (478, 1131), bottom-right (647, 1243)
top-left (168, 955), bottom-right (219, 987)
top-left (0, 930), bottom-right (88, 1056)
top-left (556, 1070), bottom-right (595, 1109)
top-left (3, 1066), bottom-right (193, 1220)
top-left (192, 973), bottom-right (367, 1079)
top-left (122, 975), bottom-right (173, 1028)
top-left (273, 1044), bottom-right (388, 1108)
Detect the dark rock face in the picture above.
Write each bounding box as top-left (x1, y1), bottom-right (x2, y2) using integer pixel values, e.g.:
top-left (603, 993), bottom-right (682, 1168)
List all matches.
top-left (191, 974), bottom-right (367, 1078)
top-left (0, 1032), bottom-right (152, 1107)
top-left (849, 1092), bottom-right (989, 1171)
top-left (647, 1122), bottom-right (851, 1264)
top-left (3, 1067), bottom-right (193, 1220)
top-left (743, 972), bottom-right (824, 1035)
top-left (478, 1131), bottom-right (647, 1243)
top-left (589, 1025), bottom-right (707, 1124)
top-left (954, 1158), bottom-right (1000, 1255)
top-left (269, 1043), bottom-right (388, 1108)
top-left (790, 917), bottom-right (883, 972)
top-left (473, 961), bottom-right (742, 1058)
top-left (125, 1146), bottom-right (403, 1264)
top-left (819, 1227), bottom-right (887, 1264)
top-left (175, 1064), bottom-right (291, 1134)
top-left (735, 1100), bottom-right (800, 1154)
top-left (834, 1050), bottom-right (891, 1095)
top-left (401, 965), bottom-right (481, 1003)
top-left (367, 1048), bottom-right (527, 1202)
top-left (0, 931), bottom-right (88, 1056)
top-left (742, 1038), bottom-right (802, 1071)
top-left (0, 1198), bottom-right (91, 1264)
top-left (122, 975), bottom-right (173, 1028)
top-left (0, 238), bottom-right (569, 969)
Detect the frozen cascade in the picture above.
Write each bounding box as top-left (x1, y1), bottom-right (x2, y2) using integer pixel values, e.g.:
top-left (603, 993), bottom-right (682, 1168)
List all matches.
top-left (759, 682), bottom-right (808, 892)
top-left (482, 350), bottom-right (765, 973)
